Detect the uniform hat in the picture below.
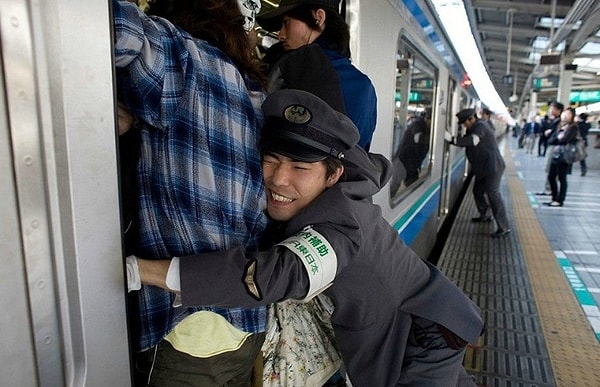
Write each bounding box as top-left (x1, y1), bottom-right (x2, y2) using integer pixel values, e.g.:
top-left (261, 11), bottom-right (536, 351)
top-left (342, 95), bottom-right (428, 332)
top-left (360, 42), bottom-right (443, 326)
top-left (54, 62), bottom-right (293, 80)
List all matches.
top-left (261, 89), bottom-right (358, 162)
top-left (257, 0), bottom-right (340, 32)
top-left (456, 108), bottom-right (476, 124)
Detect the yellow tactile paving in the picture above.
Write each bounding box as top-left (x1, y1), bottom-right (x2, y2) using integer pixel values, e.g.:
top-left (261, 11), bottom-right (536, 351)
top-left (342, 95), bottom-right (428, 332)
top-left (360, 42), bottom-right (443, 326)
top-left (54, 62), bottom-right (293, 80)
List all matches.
top-left (504, 143), bottom-right (600, 386)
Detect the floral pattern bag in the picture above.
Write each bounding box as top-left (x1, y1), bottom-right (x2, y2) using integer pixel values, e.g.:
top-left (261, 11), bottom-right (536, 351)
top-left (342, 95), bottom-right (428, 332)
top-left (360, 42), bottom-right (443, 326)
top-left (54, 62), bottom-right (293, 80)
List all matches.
top-left (261, 295), bottom-right (342, 387)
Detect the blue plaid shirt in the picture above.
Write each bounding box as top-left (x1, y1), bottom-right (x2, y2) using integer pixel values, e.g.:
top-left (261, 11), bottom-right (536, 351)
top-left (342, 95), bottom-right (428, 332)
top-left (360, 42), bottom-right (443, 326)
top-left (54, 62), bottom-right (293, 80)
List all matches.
top-left (113, 0), bottom-right (268, 351)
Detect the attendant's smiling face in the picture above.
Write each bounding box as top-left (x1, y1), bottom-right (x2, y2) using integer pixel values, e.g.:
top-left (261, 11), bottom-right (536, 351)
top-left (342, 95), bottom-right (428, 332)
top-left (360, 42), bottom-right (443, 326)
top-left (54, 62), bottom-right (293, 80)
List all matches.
top-left (262, 152), bottom-right (341, 221)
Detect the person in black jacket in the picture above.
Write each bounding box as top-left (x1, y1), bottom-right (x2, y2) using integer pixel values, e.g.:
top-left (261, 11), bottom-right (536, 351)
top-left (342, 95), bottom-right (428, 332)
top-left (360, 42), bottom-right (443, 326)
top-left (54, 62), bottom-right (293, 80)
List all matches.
top-left (445, 108), bottom-right (510, 237)
top-left (544, 107), bottom-right (580, 207)
top-left (577, 112), bottom-right (590, 176)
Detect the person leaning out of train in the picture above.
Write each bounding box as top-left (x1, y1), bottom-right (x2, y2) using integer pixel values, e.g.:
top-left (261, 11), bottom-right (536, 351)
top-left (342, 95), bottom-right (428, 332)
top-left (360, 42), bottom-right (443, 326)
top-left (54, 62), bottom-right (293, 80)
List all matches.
top-left (127, 89), bottom-right (484, 387)
top-left (543, 107), bottom-right (579, 207)
top-left (444, 108), bottom-right (511, 238)
top-left (257, 0), bottom-right (378, 151)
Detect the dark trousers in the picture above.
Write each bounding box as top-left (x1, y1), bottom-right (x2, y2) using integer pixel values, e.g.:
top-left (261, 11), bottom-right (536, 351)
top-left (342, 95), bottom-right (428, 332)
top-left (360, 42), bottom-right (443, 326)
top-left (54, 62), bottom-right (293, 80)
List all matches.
top-left (399, 317), bottom-right (476, 386)
top-left (473, 172), bottom-right (510, 230)
top-left (538, 136), bottom-right (547, 156)
top-left (134, 333), bottom-right (265, 387)
top-left (548, 162), bottom-right (569, 204)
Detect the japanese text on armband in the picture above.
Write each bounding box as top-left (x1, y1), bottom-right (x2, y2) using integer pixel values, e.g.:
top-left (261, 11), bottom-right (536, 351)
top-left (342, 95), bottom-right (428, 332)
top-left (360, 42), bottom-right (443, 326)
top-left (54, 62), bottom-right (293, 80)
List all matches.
top-left (276, 226), bottom-right (338, 301)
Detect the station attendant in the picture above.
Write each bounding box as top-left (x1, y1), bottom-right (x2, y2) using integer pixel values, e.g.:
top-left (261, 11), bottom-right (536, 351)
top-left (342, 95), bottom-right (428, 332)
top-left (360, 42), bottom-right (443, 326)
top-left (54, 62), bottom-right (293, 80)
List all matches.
top-left (129, 89), bottom-right (484, 387)
top-left (445, 108), bottom-right (511, 237)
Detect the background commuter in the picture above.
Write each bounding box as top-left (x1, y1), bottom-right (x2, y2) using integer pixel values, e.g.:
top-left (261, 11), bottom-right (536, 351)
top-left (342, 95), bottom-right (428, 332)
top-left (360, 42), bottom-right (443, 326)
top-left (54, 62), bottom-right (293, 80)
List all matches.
top-left (130, 89), bottom-right (484, 387)
top-left (536, 101), bottom-right (564, 196)
top-left (257, 0), bottom-right (378, 150)
top-left (524, 119), bottom-right (540, 154)
top-left (114, 0), bottom-right (269, 385)
top-left (544, 107), bottom-right (579, 207)
top-left (481, 107), bottom-right (493, 130)
top-left (538, 115), bottom-right (551, 156)
top-left (577, 112), bottom-right (590, 176)
top-left (445, 108), bottom-right (511, 238)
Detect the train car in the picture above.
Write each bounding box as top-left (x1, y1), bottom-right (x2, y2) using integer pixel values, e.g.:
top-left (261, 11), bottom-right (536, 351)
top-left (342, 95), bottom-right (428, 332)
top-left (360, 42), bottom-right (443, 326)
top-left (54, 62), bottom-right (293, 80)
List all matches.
top-left (340, 0), bottom-right (479, 259)
top-left (0, 0), bottom-right (484, 385)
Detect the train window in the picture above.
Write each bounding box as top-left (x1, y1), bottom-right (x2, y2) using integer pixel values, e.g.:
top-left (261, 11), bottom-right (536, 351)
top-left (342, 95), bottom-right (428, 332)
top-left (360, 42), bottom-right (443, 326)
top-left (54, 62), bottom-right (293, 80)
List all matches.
top-left (389, 37), bottom-right (437, 203)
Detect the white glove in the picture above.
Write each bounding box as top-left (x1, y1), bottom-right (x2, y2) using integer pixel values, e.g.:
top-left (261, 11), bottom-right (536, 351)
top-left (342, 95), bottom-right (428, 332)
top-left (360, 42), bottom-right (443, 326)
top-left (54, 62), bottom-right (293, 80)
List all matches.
top-left (126, 256), bottom-right (141, 292)
top-left (444, 131), bottom-right (454, 143)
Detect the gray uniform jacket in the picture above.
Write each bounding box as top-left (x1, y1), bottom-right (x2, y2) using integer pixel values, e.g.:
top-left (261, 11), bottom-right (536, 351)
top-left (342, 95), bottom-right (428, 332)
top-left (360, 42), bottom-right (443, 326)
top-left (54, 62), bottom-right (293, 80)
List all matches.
top-left (180, 150), bottom-right (484, 386)
top-left (454, 119), bottom-right (505, 180)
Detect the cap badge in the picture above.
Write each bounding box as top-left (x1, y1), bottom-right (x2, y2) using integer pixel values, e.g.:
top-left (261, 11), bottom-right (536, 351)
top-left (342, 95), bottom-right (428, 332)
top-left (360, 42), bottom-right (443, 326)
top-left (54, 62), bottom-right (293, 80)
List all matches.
top-left (283, 104), bottom-right (312, 124)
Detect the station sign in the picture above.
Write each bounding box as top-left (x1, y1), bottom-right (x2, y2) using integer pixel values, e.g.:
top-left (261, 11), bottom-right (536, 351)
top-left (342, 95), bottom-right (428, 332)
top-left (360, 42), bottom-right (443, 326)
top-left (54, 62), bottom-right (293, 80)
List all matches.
top-left (395, 91), bottom-right (423, 103)
top-left (412, 78), bottom-right (433, 88)
top-left (569, 90), bottom-right (600, 103)
top-left (533, 76), bottom-right (559, 89)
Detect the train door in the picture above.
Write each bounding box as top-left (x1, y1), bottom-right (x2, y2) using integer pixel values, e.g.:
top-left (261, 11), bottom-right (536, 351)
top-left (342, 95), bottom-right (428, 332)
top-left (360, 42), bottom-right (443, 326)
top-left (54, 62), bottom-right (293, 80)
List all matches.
top-left (0, 1), bottom-right (131, 386)
top-left (438, 79), bottom-right (457, 221)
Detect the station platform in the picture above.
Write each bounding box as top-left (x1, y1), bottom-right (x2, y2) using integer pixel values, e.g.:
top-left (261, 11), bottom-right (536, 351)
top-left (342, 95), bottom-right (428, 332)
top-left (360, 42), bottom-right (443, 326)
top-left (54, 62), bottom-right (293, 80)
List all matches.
top-left (437, 134), bottom-right (600, 386)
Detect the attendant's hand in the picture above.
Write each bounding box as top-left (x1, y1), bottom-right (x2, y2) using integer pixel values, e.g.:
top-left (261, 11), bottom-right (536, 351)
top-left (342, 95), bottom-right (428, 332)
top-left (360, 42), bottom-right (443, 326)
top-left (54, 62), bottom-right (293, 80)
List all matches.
top-left (444, 131), bottom-right (454, 144)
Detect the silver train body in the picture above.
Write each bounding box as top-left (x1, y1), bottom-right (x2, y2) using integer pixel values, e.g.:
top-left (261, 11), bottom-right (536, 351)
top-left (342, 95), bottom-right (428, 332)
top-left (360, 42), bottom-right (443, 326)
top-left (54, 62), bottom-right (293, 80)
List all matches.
top-left (1, 0), bottom-right (488, 385)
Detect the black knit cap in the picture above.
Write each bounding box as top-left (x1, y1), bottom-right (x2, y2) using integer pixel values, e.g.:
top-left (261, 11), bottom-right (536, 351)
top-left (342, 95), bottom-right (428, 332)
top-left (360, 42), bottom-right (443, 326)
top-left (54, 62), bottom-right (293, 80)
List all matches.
top-left (261, 89), bottom-right (359, 162)
top-left (257, 0), bottom-right (340, 32)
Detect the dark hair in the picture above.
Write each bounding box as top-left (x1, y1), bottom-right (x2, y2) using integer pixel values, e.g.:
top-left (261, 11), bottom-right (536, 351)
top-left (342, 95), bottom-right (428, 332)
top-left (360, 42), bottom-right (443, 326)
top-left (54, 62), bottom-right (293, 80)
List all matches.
top-left (550, 101), bottom-right (564, 111)
top-left (323, 156), bottom-right (345, 179)
top-left (148, 0), bottom-right (265, 88)
top-left (286, 5), bottom-right (351, 58)
top-left (563, 107), bottom-right (576, 122)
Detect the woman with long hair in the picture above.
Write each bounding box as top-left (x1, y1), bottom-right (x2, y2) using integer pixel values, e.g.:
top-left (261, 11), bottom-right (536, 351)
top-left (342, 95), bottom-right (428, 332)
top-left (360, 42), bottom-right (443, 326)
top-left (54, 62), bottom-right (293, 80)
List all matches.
top-left (545, 107), bottom-right (579, 207)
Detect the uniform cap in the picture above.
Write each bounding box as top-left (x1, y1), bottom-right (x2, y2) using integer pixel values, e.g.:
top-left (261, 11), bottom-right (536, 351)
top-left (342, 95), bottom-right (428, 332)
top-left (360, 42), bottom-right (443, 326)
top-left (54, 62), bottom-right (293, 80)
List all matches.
top-left (257, 0), bottom-right (340, 32)
top-left (456, 108), bottom-right (476, 124)
top-left (261, 89), bottom-right (359, 162)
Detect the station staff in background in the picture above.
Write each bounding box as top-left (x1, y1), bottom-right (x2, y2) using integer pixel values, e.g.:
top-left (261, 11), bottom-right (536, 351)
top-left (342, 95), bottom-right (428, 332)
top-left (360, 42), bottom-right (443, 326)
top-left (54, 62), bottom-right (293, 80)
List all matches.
top-left (114, 0), bottom-right (269, 385)
top-left (445, 108), bottom-right (511, 238)
top-left (257, 0), bottom-right (378, 151)
top-left (128, 89), bottom-right (484, 387)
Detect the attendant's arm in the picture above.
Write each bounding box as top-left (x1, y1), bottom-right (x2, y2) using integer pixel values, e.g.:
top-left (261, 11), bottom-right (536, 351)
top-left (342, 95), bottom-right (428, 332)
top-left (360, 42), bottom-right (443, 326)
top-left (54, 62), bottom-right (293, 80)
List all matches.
top-left (138, 259), bottom-right (171, 290)
top-left (131, 245), bottom-right (311, 307)
top-left (452, 133), bottom-right (480, 147)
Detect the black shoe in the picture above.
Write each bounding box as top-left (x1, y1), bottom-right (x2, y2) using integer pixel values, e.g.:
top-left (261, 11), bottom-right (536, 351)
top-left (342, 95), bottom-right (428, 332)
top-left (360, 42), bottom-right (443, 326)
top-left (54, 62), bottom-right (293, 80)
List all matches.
top-left (581, 170), bottom-right (586, 176)
top-left (471, 216), bottom-right (492, 223)
top-left (535, 191), bottom-right (551, 196)
top-left (491, 229), bottom-right (511, 238)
